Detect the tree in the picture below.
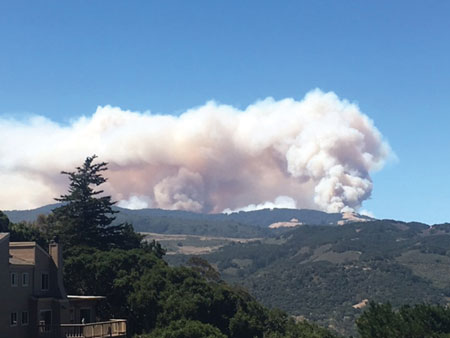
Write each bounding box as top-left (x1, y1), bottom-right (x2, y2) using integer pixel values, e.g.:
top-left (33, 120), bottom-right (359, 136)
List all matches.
top-left (356, 302), bottom-right (450, 338)
top-left (142, 239), bottom-right (166, 259)
top-left (53, 155), bottom-right (141, 250)
top-left (187, 256), bottom-right (221, 282)
top-left (0, 210), bottom-right (10, 232)
top-left (142, 319), bottom-right (227, 338)
top-left (9, 221), bottom-right (48, 248)
top-left (0, 211), bottom-right (48, 247)
top-left (356, 302), bottom-right (400, 338)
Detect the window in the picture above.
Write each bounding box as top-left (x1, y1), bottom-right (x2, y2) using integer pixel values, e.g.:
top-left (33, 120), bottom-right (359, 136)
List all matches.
top-left (10, 312), bottom-right (17, 326)
top-left (41, 272), bottom-right (49, 290)
top-left (21, 312), bottom-right (28, 326)
top-left (11, 272), bottom-right (18, 287)
top-left (22, 272), bottom-right (29, 287)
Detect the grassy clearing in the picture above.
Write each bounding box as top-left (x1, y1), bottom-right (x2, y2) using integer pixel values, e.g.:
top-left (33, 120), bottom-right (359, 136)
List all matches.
top-left (142, 232), bottom-right (262, 255)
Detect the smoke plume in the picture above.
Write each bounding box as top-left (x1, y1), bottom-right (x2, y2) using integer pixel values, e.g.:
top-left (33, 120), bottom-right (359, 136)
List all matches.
top-left (0, 90), bottom-right (391, 213)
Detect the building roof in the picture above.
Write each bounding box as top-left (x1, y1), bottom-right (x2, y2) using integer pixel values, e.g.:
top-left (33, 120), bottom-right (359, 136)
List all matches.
top-left (10, 241), bottom-right (36, 247)
top-left (9, 241), bottom-right (38, 266)
top-left (9, 240), bottom-right (52, 266)
top-left (9, 255), bottom-right (34, 265)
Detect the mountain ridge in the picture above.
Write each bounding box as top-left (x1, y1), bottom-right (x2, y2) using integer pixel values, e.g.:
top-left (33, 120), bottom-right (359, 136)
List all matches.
top-left (4, 204), bottom-right (375, 230)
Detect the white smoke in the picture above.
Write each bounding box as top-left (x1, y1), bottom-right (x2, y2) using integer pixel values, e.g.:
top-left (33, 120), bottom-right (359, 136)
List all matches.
top-left (223, 196), bottom-right (297, 214)
top-left (117, 195), bottom-right (152, 210)
top-left (0, 90), bottom-right (391, 213)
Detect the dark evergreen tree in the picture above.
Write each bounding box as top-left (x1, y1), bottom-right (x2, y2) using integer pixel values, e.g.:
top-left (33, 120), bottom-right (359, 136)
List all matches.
top-left (53, 155), bottom-right (141, 250)
top-left (141, 239), bottom-right (166, 259)
top-left (0, 210), bottom-right (10, 232)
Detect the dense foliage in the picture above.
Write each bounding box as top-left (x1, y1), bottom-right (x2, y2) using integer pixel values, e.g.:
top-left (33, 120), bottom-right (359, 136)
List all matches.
top-left (356, 302), bottom-right (450, 337)
top-left (0, 210), bottom-right (9, 231)
top-left (63, 245), bottom-right (338, 337)
top-left (1, 210), bottom-right (48, 247)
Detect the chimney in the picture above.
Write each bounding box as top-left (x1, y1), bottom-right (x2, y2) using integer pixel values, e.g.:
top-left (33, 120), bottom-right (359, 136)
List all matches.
top-left (49, 240), bottom-right (67, 298)
top-left (49, 240), bottom-right (62, 270)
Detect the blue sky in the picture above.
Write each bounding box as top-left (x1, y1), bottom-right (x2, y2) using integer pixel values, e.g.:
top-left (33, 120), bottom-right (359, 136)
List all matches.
top-left (1, 1), bottom-right (449, 224)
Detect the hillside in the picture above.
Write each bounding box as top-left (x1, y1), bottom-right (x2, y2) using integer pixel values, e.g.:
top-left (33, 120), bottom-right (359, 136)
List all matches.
top-left (175, 220), bottom-right (450, 335)
top-left (4, 205), bottom-right (372, 238)
top-left (4, 203), bottom-right (61, 223)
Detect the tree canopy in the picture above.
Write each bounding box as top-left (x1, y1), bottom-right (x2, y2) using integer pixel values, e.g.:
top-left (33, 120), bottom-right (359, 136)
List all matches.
top-left (63, 245), bottom-right (339, 337)
top-left (0, 210), bottom-right (10, 232)
top-left (52, 155), bottom-right (141, 250)
top-left (356, 302), bottom-right (450, 338)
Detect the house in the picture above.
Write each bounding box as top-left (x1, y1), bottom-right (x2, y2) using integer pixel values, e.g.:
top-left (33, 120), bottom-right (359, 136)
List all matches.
top-left (0, 232), bottom-right (126, 338)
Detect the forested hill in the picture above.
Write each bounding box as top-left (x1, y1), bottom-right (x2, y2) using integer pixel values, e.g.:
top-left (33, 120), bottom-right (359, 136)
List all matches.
top-left (193, 220), bottom-right (450, 335)
top-left (4, 203), bottom-right (61, 223)
top-left (5, 205), bottom-right (372, 237)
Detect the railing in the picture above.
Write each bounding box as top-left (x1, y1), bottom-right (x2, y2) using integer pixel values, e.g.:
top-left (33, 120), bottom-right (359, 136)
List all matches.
top-left (38, 319), bottom-right (127, 338)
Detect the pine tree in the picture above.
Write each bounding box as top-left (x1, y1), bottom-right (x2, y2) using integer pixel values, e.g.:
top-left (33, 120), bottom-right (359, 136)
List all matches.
top-left (53, 155), bottom-right (138, 250)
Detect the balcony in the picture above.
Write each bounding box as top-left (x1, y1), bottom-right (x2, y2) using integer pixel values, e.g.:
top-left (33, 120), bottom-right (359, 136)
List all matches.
top-left (38, 319), bottom-right (127, 338)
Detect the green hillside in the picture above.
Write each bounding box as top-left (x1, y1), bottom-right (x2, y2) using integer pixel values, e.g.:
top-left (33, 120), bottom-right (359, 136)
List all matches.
top-left (190, 220), bottom-right (450, 335)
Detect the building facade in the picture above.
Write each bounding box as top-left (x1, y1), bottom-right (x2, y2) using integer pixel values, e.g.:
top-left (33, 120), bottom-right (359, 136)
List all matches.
top-left (0, 233), bottom-right (126, 338)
